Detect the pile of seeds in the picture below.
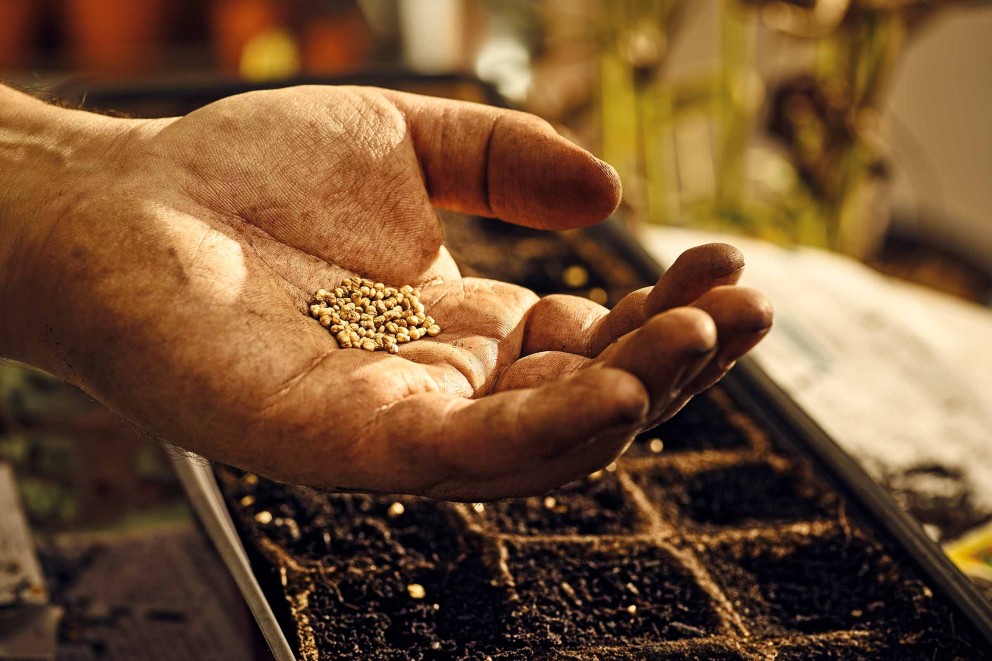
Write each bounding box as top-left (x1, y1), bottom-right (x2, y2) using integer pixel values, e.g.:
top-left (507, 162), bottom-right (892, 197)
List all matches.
top-left (309, 278), bottom-right (440, 354)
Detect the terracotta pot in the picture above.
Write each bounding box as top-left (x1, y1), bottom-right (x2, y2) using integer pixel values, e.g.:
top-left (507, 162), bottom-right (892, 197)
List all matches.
top-left (210, 0), bottom-right (286, 75)
top-left (301, 9), bottom-right (373, 76)
top-left (62, 0), bottom-right (169, 76)
top-left (0, 0), bottom-right (39, 70)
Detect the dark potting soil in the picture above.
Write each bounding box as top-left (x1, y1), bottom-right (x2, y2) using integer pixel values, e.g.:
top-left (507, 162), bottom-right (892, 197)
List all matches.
top-left (475, 471), bottom-right (643, 536)
top-left (887, 463), bottom-right (992, 543)
top-left (217, 387), bottom-right (991, 660)
top-left (503, 541), bottom-right (723, 646)
top-left (705, 528), bottom-right (984, 658)
top-left (631, 459), bottom-right (837, 529)
top-left (217, 220), bottom-right (989, 659)
top-left (625, 391), bottom-right (753, 456)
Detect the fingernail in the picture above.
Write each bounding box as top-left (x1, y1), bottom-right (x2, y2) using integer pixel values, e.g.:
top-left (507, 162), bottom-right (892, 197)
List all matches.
top-left (675, 345), bottom-right (717, 392)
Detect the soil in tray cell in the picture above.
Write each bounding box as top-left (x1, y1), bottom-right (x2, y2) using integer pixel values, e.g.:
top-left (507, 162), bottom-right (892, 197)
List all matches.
top-left (704, 529), bottom-right (989, 657)
top-left (477, 471), bottom-right (643, 536)
top-left (296, 550), bottom-right (514, 660)
top-left (633, 460), bottom-right (836, 529)
top-left (222, 474), bottom-right (460, 568)
top-left (625, 390), bottom-right (753, 456)
top-left (504, 540), bottom-right (723, 648)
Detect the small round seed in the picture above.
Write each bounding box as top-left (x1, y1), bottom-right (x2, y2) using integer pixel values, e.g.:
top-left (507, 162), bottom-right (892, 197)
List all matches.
top-left (311, 280), bottom-right (440, 352)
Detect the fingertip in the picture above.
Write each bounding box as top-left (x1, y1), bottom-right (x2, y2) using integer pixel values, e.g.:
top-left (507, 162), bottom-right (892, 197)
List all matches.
top-left (736, 286), bottom-right (774, 332)
top-left (693, 286), bottom-right (774, 333)
top-left (646, 244), bottom-right (747, 312)
top-left (691, 243), bottom-right (746, 281)
top-left (491, 128), bottom-right (623, 230)
top-left (589, 155), bottom-right (623, 220)
top-left (545, 148), bottom-right (623, 228)
top-left (645, 307), bottom-right (719, 354)
top-left (588, 367), bottom-right (650, 426)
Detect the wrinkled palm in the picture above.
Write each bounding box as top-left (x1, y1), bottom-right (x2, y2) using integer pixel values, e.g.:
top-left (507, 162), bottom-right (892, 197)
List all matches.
top-left (21, 86), bottom-right (771, 500)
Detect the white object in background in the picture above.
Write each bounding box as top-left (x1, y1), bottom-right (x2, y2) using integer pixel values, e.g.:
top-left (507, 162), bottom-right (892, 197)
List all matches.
top-left (0, 464), bottom-right (46, 608)
top-left (397, 0), bottom-right (465, 73)
top-left (641, 226), bottom-right (992, 512)
top-left (0, 462), bottom-right (58, 660)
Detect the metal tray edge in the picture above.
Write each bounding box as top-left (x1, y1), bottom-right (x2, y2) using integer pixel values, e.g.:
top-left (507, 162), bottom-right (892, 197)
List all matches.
top-left (723, 359), bottom-right (992, 644)
top-left (173, 456), bottom-right (297, 661)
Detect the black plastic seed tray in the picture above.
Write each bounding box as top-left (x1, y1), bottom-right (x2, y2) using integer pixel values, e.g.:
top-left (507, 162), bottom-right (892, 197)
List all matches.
top-left (207, 214), bottom-right (992, 659)
top-left (67, 75), bottom-right (992, 659)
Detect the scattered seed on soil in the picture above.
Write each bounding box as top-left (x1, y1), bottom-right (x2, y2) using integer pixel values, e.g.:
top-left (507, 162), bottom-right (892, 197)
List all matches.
top-left (648, 439), bottom-right (664, 454)
top-left (387, 502), bottom-right (405, 518)
top-left (407, 583), bottom-right (426, 599)
top-left (309, 279), bottom-right (440, 353)
top-left (254, 511), bottom-right (273, 524)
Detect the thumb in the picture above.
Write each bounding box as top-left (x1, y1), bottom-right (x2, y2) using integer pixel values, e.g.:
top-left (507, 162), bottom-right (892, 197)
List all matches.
top-left (380, 89), bottom-right (622, 230)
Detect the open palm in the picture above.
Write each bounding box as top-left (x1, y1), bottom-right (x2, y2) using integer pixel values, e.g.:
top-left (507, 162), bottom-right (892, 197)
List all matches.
top-left (21, 86), bottom-right (770, 500)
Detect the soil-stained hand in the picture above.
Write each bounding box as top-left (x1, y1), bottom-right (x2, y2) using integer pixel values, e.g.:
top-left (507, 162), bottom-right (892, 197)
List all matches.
top-left (2, 86), bottom-right (771, 500)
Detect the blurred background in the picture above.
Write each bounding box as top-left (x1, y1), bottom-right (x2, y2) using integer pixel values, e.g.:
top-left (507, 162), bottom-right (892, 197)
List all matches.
top-left (0, 0), bottom-right (989, 535)
top-left (1, 0), bottom-right (989, 301)
top-left (1, 3), bottom-right (990, 654)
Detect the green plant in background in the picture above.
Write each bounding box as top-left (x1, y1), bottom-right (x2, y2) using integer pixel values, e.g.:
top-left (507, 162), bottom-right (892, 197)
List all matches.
top-left (599, 0), bottom-right (685, 229)
top-left (595, 0), bottom-right (976, 258)
top-left (758, 0), bottom-right (909, 256)
top-left (0, 365), bottom-right (86, 528)
top-left (0, 364), bottom-right (188, 532)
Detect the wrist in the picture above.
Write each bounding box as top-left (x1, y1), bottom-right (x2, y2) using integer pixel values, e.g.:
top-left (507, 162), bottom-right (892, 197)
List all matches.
top-left (0, 85), bottom-right (142, 366)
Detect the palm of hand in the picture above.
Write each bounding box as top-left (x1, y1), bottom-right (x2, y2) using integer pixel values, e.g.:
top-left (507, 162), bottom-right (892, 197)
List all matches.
top-left (144, 86), bottom-right (541, 396)
top-left (36, 86), bottom-right (771, 500)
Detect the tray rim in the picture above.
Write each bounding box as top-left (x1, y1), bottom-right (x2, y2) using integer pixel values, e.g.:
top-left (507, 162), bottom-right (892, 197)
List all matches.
top-left (81, 72), bottom-right (990, 653)
top-left (174, 457), bottom-right (297, 661)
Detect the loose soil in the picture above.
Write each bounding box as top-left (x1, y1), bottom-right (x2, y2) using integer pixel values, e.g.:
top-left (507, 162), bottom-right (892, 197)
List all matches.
top-left (218, 219), bottom-right (989, 659)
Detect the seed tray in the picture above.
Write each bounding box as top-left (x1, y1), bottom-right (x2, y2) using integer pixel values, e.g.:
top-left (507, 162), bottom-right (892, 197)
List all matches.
top-left (67, 76), bottom-right (992, 659)
top-left (209, 215), bottom-right (991, 659)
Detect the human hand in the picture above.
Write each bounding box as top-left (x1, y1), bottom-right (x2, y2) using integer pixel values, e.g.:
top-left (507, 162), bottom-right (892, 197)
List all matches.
top-left (0, 85), bottom-right (770, 500)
